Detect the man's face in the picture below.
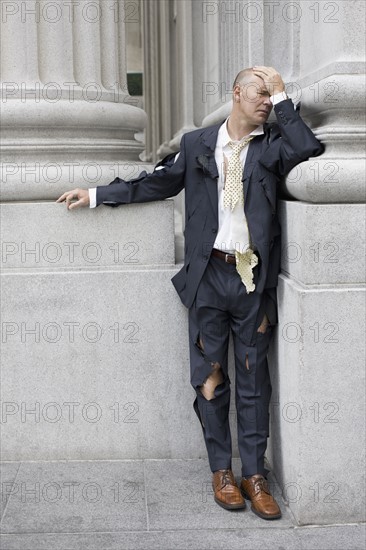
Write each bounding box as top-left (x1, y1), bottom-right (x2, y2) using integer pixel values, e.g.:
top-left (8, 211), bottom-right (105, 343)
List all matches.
top-left (234, 75), bottom-right (273, 126)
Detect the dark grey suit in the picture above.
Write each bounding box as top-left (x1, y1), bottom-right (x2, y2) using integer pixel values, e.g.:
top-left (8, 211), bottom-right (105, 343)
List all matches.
top-left (96, 99), bottom-right (324, 475)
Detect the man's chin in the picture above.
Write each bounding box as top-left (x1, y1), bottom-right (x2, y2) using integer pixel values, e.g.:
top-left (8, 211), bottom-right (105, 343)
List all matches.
top-left (252, 114), bottom-right (269, 125)
top-left (256, 111), bottom-right (270, 120)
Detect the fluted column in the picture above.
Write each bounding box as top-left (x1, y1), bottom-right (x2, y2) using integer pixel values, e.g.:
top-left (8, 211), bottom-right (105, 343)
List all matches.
top-left (0, 0), bottom-right (147, 200)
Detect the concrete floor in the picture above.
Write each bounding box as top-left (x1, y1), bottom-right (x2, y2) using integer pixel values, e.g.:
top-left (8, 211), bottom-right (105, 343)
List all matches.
top-left (1, 458), bottom-right (364, 550)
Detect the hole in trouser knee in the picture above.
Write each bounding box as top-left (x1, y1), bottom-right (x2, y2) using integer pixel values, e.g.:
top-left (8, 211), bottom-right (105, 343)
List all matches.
top-left (196, 334), bottom-right (204, 352)
top-left (199, 362), bottom-right (224, 401)
top-left (257, 313), bottom-right (270, 334)
top-left (243, 346), bottom-right (257, 374)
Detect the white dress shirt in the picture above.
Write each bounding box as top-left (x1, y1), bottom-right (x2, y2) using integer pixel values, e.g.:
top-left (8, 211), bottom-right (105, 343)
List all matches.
top-left (213, 122), bottom-right (263, 253)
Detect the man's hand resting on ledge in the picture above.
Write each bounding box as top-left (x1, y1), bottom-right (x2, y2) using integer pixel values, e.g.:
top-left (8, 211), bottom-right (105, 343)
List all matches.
top-left (56, 188), bottom-right (90, 210)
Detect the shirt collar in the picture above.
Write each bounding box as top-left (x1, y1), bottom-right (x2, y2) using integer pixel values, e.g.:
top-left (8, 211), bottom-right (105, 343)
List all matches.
top-left (219, 117), bottom-right (264, 147)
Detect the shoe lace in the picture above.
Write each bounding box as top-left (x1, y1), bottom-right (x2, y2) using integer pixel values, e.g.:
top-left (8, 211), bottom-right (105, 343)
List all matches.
top-left (254, 476), bottom-right (270, 494)
top-left (221, 469), bottom-right (234, 487)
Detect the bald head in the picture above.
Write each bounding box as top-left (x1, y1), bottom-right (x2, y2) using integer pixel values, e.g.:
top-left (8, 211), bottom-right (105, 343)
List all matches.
top-left (232, 68), bottom-right (256, 89)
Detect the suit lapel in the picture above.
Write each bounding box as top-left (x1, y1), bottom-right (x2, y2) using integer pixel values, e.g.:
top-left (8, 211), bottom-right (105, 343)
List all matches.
top-left (199, 123), bottom-right (222, 221)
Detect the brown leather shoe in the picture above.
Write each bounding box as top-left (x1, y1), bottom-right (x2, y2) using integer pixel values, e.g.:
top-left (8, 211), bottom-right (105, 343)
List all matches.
top-left (241, 474), bottom-right (281, 520)
top-left (212, 469), bottom-right (246, 510)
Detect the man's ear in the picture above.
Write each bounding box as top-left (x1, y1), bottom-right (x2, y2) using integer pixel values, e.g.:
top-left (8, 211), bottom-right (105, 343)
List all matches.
top-left (233, 85), bottom-right (241, 103)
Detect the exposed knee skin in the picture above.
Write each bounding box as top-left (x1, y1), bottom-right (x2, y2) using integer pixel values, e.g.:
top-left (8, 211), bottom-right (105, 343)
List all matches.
top-left (196, 335), bottom-right (224, 400)
top-left (257, 314), bottom-right (269, 334)
top-left (199, 362), bottom-right (224, 400)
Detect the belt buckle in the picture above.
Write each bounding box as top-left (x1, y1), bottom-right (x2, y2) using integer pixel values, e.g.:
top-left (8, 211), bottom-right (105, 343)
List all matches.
top-left (225, 253), bottom-right (233, 264)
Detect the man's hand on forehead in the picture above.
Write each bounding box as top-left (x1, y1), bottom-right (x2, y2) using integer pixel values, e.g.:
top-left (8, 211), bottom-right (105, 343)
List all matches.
top-left (251, 66), bottom-right (286, 96)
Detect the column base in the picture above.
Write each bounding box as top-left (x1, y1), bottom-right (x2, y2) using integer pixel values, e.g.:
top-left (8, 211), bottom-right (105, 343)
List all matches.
top-left (267, 274), bottom-right (365, 525)
top-left (1, 99), bottom-right (147, 200)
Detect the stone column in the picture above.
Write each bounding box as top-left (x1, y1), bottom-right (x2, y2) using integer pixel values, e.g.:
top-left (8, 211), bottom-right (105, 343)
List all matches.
top-left (141, 0), bottom-right (197, 157)
top-left (141, 0), bottom-right (171, 162)
top-left (0, 0), bottom-right (147, 199)
top-left (141, 0), bottom-right (196, 261)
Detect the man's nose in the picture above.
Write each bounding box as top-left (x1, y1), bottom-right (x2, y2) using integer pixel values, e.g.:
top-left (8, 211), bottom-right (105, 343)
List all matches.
top-left (263, 96), bottom-right (272, 106)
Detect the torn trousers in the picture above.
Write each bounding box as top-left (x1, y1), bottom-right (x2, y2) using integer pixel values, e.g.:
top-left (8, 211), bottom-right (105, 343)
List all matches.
top-left (189, 253), bottom-right (273, 478)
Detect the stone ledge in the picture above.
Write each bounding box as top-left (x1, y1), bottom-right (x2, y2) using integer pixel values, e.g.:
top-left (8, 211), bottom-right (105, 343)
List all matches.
top-left (0, 200), bottom-right (175, 269)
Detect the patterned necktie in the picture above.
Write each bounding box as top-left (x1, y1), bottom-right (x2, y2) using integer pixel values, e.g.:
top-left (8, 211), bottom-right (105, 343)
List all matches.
top-left (223, 137), bottom-right (254, 210)
top-left (223, 137), bottom-right (258, 294)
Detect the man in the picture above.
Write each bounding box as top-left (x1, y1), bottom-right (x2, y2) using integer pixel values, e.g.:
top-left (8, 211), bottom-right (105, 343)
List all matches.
top-left (57, 66), bottom-right (324, 520)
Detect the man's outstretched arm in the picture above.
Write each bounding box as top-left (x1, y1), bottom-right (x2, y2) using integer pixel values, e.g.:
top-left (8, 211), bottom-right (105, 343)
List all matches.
top-left (57, 137), bottom-right (186, 210)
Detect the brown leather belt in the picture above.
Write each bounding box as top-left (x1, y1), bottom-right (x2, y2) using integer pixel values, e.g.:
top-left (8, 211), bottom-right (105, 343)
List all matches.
top-left (211, 248), bottom-right (236, 265)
